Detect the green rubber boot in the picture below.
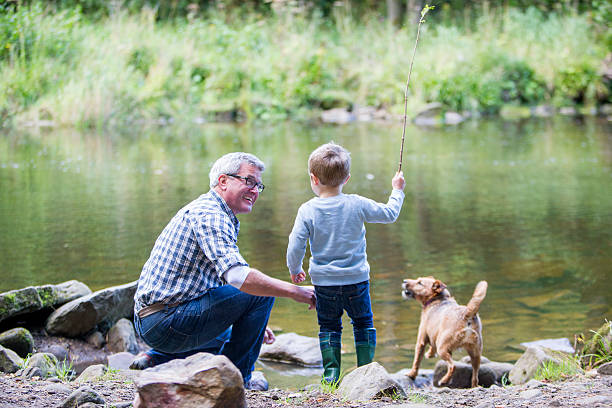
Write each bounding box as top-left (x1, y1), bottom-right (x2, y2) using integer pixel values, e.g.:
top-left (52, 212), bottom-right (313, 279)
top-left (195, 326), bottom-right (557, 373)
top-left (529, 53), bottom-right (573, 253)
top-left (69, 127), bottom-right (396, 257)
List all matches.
top-left (355, 327), bottom-right (376, 367)
top-left (319, 332), bottom-right (341, 383)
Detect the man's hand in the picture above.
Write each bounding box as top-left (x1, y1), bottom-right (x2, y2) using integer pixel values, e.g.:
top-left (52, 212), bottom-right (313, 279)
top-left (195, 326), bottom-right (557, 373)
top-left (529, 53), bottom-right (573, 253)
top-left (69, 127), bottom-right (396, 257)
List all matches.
top-left (291, 270), bottom-right (306, 283)
top-left (392, 171), bottom-right (405, 190)
top-left (263, 327), bottom-right (276, 344)
top-left (295, 285), bottom-right (316, 310)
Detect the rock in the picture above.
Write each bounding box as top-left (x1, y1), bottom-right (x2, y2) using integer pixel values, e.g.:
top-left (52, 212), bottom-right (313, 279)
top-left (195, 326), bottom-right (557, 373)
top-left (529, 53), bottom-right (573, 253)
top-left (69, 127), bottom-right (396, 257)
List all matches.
top-left (320, 108), bottom-right (355, 124)
top-left (76, 403), bottom-right (103, 408)
top-left (433, 360), bottom-right (496, 388)
top-left (0, 280), bottom-right (91, 324)
top-left (107, 318), bottom-right (139, 354)
top-left (460, 355), bottom-right (492, 365)
top-left (45, 281), bottom-right (137, 337)
top-left (520, 338), bottom-right (574, 354)
top-left (22, 366), bottom-right (43, 379)
top-left (259, 332), bottom-right (322, 367)
top-left (531, 105), bottom-right (554, 117)
top-left (60, 386), bottom-right (105, 408)
top-left (390, 368), bottom-right (433, 389)
top-left (46, 344), bottom-right (70, 363)
top-left (133, 352), bottom-right (246, 408)
top-left (0, 327), bottom-right (35, 357)
top-left (559, 106), bottom-right (578, 116)
top-left (337, 362), bottom-right (406, 401)
top-left (444, 111), bottom-right (465, 125)
top-left (86, 331), bottom-right (105, 349)
top-left (75, 364), bottom-right (107, 382)
top-left (26, 352), bottom-right (59, 378)
top-left (509, 346), bottom-right (560, 385)
top-left (598, 362), bottom-right (612, 375)
top-left (107, 352), bottom-right (137, 370)
top-left (482, 361), bottom-right (514, 385)
top-left (519, 388), bottom-right (542, 399)
top-left (499, 105), bottom-right (531, 119)
top-left (41, 382), bottom-right (72, 395)
top-left (0, 345), bottom-right (24, 373)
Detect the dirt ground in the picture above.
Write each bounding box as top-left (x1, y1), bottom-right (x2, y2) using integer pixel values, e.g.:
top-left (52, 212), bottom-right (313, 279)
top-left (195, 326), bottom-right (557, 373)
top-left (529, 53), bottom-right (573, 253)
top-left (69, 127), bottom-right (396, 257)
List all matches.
top-left (1, 371), bottom-right (611, 407)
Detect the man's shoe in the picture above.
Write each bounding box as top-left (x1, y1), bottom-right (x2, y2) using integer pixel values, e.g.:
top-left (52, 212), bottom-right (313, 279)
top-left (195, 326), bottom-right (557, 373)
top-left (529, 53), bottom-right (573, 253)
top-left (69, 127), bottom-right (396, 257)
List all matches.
top-left (129, 353), bottom-right (155, 370)
top-left (245, 371), bottom-right (268, 391)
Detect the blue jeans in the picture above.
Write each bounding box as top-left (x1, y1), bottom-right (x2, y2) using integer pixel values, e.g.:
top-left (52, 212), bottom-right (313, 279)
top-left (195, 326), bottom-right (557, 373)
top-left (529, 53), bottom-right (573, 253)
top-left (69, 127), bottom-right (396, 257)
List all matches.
top-left (314, 280), bottom-right (373, 345)
top-left (134, 285), bottom-right (274, 383)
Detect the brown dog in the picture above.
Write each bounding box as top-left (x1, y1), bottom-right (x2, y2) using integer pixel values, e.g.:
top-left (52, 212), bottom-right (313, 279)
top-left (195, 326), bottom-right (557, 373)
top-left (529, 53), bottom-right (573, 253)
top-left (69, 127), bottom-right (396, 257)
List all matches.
top-left (402, 277), bottom-right (487, 387)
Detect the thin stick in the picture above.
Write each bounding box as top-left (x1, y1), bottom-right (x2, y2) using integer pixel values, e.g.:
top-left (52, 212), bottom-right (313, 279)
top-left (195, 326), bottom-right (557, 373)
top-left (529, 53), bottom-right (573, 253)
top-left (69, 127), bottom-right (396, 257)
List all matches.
top-left (398, 4), bottom-right (434, 172)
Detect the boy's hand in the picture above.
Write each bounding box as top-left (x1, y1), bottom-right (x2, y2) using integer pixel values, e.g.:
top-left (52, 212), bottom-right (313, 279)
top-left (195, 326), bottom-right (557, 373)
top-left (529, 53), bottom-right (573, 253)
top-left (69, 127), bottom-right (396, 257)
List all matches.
top-left (291, 270), bottom-right (306, 283)
top-left (263, 327), bottom-right (276, 344)
top-left (392, 171), bottom-right (406, 190)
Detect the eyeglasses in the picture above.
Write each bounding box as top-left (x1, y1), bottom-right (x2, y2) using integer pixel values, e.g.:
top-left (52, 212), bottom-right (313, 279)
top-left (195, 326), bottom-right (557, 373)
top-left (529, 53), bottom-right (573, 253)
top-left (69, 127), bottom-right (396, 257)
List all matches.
top-left (226, 174), bottom-right (265, 192)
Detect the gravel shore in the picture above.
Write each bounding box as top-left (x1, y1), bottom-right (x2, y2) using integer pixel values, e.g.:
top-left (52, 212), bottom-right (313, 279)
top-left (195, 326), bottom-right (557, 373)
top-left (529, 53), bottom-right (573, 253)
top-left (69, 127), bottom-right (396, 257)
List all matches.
top-left (1, 371), bottom-right (611, 407)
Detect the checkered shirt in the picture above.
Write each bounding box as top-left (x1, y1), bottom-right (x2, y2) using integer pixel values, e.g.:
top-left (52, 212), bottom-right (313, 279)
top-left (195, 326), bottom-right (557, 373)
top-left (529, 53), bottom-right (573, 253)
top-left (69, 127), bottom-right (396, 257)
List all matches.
top-left (134, 190), bottom-right (248, 312)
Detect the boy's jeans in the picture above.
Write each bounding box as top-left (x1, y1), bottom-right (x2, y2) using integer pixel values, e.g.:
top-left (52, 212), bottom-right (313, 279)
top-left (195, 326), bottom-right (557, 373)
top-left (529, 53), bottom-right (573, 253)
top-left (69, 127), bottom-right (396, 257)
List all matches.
top-left (134, 285), bottom-right (274, 383)
top-left (314, 280), bottom-right (374, 345)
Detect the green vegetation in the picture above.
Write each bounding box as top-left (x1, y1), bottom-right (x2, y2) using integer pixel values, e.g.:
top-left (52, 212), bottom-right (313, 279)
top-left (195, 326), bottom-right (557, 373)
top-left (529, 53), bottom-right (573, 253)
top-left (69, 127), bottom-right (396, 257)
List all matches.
top-left (581, 320), bottom-right (612, 369)
top-left (0, 2), bottom-right (608, 128)
top-left (534, 353), bottom-right (583, 382)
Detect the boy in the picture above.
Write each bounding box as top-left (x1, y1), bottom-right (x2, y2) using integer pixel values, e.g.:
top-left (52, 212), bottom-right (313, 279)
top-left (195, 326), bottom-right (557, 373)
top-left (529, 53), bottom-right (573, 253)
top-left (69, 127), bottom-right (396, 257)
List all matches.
top-left (287, 142), bottom-right (405, 383)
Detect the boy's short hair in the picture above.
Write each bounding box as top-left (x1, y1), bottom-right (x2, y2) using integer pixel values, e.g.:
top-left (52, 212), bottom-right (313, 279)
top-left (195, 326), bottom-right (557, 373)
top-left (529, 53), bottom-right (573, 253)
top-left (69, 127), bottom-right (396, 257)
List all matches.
top-left (308, 142), bottom-right (351, 187)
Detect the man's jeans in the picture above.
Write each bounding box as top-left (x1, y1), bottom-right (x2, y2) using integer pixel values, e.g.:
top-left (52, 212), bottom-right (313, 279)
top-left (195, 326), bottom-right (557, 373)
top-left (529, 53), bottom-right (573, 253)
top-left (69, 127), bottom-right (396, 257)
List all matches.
top-left (134, 285), bottom-right (274, 383)
top-left (314, 280), bottom-right (374, 344)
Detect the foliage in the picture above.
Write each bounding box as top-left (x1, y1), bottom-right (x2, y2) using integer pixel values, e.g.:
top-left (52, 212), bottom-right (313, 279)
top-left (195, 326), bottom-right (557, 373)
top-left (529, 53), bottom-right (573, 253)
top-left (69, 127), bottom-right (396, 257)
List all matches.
top-left (580, 320), bottom-right (612, 369)
top-left (0, 2), bottom-right (608, 127)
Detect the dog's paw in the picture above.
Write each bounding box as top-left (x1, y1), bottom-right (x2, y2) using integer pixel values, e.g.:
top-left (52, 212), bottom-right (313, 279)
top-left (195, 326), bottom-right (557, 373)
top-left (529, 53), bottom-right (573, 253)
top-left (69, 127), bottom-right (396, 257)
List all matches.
top-left (407, 369), bottom-right (418, 379)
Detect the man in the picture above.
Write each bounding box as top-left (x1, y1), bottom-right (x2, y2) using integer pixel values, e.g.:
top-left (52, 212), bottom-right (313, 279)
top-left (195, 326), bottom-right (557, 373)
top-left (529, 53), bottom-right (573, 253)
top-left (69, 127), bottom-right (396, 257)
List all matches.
top-left (131, 152), bottom-right (316, 389)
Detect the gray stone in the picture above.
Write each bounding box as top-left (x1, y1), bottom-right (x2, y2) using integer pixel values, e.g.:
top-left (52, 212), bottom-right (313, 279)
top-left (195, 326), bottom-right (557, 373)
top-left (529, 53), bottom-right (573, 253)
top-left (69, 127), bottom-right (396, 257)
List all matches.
top-left (0, 280), bottom-right (91, 324)
top-left (60, 386), bottom-right (105, 408)
top-left (86, 331), bottom-right (105, 349)
top-left (45, 281), bottom-right (137, 337)
top-left (107, 318), bottom-right (139, 354)
top-left (77, 403), bottom-right (103, 408)
top-left (390, 368), bottom-right (433, 389)
top-left (337, 362), bottom-right (406, 401)
top-left (0, 345), bottom-right (24, 373)
top-left (0, 327), bottom-right (34, 357)
top-left (75, 364), bottom-right (107, 382)
top-left (444, 111), bottom-right (465, 125)
top-left (433, 360), bottom-right (496, 388)
top-left (133, 352), bottom-right (246, 408)
top-left (26, 352), bottom-right (59, 378)
top-left (473, 403), bottom-right (495, 408)
top-left (460, 356), bottom-right (492, 365)
top-left (509, 346), bottom-right (561, 385)
top-left (598, 361), bottom-right (612, 375)
top-left (531, 105), bottom-right (554, 117)
top-left (520, 338), bottom-right (574, 354)
top-left (519, 388), bottom-right (542, 399)
top-left (246, 370), bottom-right (268, 391)
top-left (483, 362), bottom-right (514, 384)
top-left (578, 395), bottom-right (612, 406)
top-left (22, 366), bottom-right (43, 379)
top-left (46, 344), bottom-right (70, 363)
top-left (259, 332), bottom-right (322, 367)
top-left (107, 352), bottom-right (137, 370)
top-left (320, 108), bottom-right (355, 124)
top-left (42, 383), bottom-right (72, 394)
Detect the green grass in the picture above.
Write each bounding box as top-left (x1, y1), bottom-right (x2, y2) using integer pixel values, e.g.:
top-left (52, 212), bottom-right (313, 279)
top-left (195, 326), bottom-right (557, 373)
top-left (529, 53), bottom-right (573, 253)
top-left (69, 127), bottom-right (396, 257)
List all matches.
top-left (534, 354), bottom-right (583, 382)
top-left (0, 3), bottom-right (609, 128)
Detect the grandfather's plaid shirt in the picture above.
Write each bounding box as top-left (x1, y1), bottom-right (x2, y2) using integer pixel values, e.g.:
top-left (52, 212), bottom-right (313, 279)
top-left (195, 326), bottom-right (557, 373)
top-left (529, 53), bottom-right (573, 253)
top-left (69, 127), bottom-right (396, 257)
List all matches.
top-left (134, 190), bottom-right (248, 313)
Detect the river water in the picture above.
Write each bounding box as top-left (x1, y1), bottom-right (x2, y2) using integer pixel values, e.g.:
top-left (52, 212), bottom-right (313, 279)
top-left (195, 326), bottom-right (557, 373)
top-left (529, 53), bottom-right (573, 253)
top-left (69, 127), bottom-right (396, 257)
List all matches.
top-left (1, 117), bottom-right (610, 387)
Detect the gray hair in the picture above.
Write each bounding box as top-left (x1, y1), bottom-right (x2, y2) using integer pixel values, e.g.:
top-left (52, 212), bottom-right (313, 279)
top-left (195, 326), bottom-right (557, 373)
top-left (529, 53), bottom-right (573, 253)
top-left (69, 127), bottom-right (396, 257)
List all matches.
top-left (209, 152), bottom-right (265, 188)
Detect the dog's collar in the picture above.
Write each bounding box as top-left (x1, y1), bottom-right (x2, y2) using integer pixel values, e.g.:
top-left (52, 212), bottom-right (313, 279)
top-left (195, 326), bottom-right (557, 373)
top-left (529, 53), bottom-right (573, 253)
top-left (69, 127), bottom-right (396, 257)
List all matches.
top-left (423, 294), bottom-right (445, 308)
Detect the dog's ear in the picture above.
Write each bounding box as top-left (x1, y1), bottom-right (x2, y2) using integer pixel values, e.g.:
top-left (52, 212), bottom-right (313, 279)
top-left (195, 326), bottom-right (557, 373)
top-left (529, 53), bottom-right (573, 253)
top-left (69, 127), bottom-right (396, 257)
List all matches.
top-left (432, 280), bottom-right (447, 294)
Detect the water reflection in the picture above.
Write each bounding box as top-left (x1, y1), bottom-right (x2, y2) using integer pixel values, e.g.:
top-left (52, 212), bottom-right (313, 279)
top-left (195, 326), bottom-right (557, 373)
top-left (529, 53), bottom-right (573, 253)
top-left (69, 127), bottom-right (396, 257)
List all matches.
top-left (1, 118), bottom-right (611, 387)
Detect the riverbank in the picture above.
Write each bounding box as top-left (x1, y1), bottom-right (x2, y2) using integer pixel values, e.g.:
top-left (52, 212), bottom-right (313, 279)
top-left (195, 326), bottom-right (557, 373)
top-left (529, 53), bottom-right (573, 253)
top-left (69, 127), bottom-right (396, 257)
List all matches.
top-left (1, 3), bottom-right (609, 128)
top-left (1, 369), bottom-right (611, 407)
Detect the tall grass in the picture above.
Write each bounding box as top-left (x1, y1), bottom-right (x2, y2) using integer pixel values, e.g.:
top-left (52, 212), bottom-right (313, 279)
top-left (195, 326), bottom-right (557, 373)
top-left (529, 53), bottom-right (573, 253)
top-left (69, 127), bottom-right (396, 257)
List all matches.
top-left (0, 3), bottom-right (608, 128)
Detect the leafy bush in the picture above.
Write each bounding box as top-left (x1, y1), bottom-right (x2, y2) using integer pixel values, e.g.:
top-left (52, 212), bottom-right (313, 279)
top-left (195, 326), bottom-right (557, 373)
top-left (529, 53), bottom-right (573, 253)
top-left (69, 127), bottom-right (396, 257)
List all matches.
top-left (554, 63), bottom-right (601, 105)
top-left (127, 46), bottom-right (156, 76)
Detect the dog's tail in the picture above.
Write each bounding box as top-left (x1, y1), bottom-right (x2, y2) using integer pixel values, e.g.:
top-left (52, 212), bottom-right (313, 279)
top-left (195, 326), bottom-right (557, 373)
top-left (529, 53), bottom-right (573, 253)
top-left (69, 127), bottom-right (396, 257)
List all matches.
top-left (464, 281), bottom-right (488, 320)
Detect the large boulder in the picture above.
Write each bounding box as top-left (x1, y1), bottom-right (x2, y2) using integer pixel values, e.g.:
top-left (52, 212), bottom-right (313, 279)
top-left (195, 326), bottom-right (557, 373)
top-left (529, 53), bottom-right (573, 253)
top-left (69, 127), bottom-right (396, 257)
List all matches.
top-left (520, 338), bottom-right (574, 354)
top-left (0, 280), bottom-right (91, 324)
top-left (45, 281), bottom-right (137, 337)
top-left (106, 318), bottom-right (139, 354)
top-left (509, 346), bottom-right (561, 385)
top-left (0, 345), bottom-right (23, 373)
top-left (259, 332), bottom-right (322, 367)
top-left (133, 352), bottom-right (246, 408)
top-left (433, 360), bottom-right (496, 388)
top-left (0, 327), bottom-right (35, 357)
top-left (337, 362), bottom-right (406, 401)
top-left (460, 356), bottom-right (514, 385)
